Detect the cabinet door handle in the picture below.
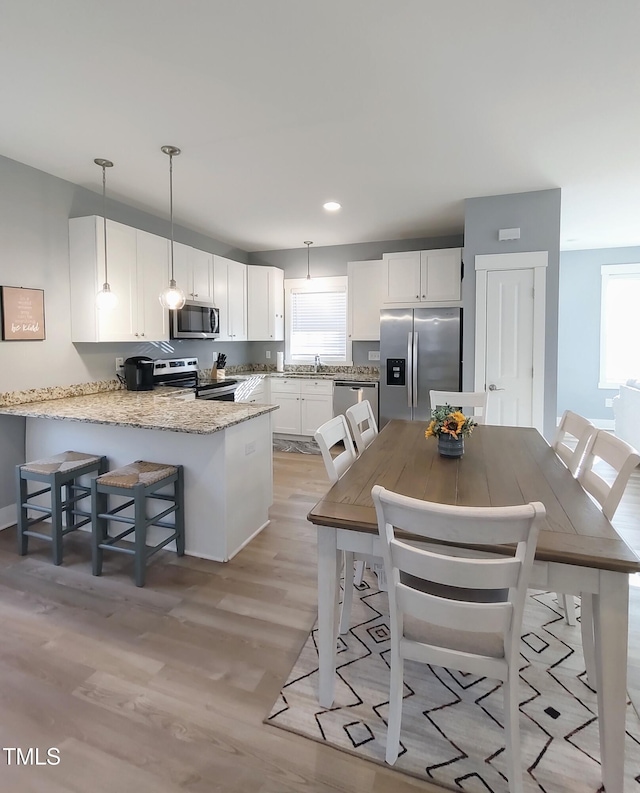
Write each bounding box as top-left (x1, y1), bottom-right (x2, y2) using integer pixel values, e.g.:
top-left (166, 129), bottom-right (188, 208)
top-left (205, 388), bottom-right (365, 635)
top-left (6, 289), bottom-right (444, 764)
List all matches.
top-left (194, 293), bottom-right (198, 297)
top-left (416, 294), bottom-right (419, 298)
top-left (422, 294), bottom-right (426, 298)
top-left (135, 333), bottom-right (139, 337)
top-left (141, 333), bottom-right (145, 337)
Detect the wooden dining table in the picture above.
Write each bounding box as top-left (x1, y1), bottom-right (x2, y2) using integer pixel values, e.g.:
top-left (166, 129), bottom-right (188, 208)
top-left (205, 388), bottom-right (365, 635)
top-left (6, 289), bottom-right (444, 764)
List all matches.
top-left (307, 420), bottom-right (640, 793)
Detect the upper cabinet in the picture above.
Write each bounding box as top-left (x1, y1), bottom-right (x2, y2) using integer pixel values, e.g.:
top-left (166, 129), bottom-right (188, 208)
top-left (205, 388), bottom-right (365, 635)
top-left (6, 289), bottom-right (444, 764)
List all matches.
top-left (382, 248), bottom-right (462, 304)
top-left (69, 217), bottom-right (170, 342)
top-left (347, 260), bottom-right (386, 341)
top-left (172, 242), bottom-right (214, 304)
top-left (213, 255), bottom-right (247, 341)
top-left (247, 265), bottom-right (284, 341)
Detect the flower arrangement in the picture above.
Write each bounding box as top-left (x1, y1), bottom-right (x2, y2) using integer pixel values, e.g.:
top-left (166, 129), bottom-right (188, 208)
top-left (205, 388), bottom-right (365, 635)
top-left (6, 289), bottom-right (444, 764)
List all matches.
top-left (425, 404), bottom-right (477, 440)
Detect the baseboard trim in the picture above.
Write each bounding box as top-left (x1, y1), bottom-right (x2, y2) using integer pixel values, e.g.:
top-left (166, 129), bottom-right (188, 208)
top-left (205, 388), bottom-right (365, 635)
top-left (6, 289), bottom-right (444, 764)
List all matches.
top-left (0, 503), bottom-right (16, 530)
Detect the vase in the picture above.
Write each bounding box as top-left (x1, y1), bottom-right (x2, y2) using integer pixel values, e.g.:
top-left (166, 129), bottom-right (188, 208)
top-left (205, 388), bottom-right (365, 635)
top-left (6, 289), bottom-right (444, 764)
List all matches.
top-left (438, 435), bottom-right (464, 458)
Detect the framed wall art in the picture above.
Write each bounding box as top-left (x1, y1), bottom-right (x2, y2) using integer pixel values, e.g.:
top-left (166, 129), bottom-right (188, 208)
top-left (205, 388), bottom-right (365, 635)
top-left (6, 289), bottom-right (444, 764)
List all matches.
top-left (0, 286), bottom-right (46, 341)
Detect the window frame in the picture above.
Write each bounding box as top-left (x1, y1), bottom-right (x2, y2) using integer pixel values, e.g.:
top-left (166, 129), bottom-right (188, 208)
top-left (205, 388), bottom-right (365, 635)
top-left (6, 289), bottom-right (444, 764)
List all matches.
top-left (284, 276), bottom-right (352, 366)
top-left (599, 263), bottom-right (640, 388)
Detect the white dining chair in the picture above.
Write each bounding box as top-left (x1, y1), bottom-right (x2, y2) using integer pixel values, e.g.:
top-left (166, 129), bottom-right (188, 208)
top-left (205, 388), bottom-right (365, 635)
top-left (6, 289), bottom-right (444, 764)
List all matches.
top-left (551, 411), bottom-right (598, 624)
top-left (552, 410), bottom-right (597, 477)
top-left (429, 390), bottom-right (488, 424)
top-left (372, 484), bottom-right (544, 792)
top-left (314, 415), bottom-right (370, 632)
top-left (576, 430), bottom-right (640, 686)
top-left (345, 400), bottom-right (378, 456)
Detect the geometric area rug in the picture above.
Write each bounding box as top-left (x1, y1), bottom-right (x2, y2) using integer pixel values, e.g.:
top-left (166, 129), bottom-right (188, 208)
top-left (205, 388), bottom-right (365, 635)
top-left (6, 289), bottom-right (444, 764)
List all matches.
top-left (267, 572), bottom-right (640, 792)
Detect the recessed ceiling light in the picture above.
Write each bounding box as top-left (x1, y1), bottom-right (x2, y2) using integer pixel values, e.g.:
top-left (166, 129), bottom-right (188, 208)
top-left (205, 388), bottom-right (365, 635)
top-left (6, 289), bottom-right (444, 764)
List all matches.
top-left (323, 201), bottom-right (341, 211)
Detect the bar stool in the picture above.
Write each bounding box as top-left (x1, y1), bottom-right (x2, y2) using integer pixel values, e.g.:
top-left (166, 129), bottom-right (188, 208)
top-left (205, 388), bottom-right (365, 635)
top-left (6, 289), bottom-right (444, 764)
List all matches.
top-left (91, 460), bottom-right (185, 587)
top-left (16, 451), bottom-right (108, 565)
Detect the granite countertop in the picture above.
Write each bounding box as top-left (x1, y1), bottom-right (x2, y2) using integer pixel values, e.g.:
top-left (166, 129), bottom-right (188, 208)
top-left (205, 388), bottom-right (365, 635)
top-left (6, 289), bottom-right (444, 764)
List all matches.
top-left (0, 389), bottom-right (278, 435)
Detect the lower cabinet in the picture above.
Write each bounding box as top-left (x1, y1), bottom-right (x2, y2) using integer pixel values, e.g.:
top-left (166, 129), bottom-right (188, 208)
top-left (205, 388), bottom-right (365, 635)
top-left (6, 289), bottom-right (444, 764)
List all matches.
top-left (270, 378), bottom-right (333, 435)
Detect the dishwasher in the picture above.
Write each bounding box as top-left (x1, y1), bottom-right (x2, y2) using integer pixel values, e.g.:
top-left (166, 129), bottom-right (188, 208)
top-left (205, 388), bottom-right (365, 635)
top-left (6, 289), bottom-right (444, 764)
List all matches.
top-left (333, 380), bottom-right (379, 424)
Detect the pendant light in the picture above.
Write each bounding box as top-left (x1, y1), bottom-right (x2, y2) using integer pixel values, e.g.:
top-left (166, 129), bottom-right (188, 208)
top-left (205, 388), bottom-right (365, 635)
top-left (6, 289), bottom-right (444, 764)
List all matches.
top-left (304, 240), bottom-right (313, 280)
top-left (94, 158), bottom-right (117, 310)
top-left (159, 145), bottom-right (186, 310)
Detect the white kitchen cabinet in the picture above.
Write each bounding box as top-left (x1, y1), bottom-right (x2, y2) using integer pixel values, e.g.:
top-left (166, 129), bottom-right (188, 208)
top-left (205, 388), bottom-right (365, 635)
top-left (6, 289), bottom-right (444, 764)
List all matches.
top-left (213, 255), bottom-right (247, 341)
top-left (382, 248), bottom-right (461, 304)
top-left (172, 242), bottom-right (214, 303)
top-left (247, 265), bottom-right (284, 341)
top-left (136, 229), bottom-right (171, 341)
top-left (271, 392), bottom-right (301, 434)
top-left (69, 217), bottom-right (170, 342)
top-left (347, 260), bottom-right (386, 341)
top-left (270, 378), bottom-right (333, 436)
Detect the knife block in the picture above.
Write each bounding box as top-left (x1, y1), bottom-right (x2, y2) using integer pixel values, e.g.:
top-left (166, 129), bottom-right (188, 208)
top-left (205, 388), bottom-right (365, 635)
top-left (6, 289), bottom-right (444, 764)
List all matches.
top-left (213, 368), bottom-right (226, 381)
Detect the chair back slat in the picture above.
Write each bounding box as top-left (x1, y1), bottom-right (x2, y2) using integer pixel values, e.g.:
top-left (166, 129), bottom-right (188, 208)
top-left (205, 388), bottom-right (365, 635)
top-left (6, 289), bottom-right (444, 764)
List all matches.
top-left (552, 410), bottom-right (597, 476)
top-left (345, 400), bottom-right (378, 455)
top-left (314, 415), bottom-right (357, 485)
top-left (429, 390), bottom-right (488, 424)
top-left (391, 538), bottom-right (522, 590)
top-left (578, 430), bottom-right (640, 520)
top-left (379, 494), bottom-right (537, 546)
top-left (397, 584), bottom-right (512, 635)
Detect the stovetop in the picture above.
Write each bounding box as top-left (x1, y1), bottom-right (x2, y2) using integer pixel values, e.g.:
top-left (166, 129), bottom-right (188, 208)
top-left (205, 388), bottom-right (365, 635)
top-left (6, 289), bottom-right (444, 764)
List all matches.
top-left (152, 357), bottom-right (237, 394)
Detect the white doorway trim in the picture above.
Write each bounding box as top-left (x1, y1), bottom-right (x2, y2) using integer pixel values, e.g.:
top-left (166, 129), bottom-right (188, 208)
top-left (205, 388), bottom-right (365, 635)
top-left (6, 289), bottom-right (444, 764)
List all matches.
top-left (474, 251), bottom-right (548, 433)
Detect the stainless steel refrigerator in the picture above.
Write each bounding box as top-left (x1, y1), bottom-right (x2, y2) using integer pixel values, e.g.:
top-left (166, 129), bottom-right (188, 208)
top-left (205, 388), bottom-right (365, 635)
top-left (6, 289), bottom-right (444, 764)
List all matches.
top-left (379, 307), bottom-right (462, 427)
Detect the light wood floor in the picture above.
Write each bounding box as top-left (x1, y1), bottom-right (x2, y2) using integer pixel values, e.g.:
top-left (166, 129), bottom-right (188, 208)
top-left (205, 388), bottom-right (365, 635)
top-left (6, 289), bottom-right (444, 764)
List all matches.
top-left (1, 450), bottom-right (639, 792)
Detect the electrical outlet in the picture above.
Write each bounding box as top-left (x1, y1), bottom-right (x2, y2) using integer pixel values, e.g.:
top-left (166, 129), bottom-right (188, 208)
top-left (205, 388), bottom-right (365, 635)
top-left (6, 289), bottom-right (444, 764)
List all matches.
top-left (368, 350), bottom-right (380, 361)
top-left (115, 357), bottom-right (124, 373)
top-left (265, 350), bottom-right (271, 359)
top-left (605, 398), bottom-right (614, 408)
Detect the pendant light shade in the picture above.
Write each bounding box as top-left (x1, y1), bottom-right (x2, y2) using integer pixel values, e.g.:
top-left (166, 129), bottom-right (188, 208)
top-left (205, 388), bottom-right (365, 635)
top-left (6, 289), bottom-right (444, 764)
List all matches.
top-left (304, 241), bottom-right (313, 280)
top-left (94, 158), bottom-right (117, 311)
top-left (159, 145), bottom-right (186, 310)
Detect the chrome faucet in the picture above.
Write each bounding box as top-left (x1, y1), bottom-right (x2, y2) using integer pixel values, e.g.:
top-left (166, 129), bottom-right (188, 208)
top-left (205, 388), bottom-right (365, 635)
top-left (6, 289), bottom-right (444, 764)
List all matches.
top-left (314, 354), bottom-right (321, 373)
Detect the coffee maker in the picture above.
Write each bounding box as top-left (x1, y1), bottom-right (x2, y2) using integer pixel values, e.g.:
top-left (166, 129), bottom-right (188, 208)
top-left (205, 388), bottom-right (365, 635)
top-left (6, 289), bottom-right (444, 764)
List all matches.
top-left (124, 356), bottom-right (154, 391)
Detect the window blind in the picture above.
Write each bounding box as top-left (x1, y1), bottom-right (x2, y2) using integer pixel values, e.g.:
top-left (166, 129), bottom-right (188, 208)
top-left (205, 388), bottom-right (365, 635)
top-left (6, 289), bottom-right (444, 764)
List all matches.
top-left (290, 289), bottom-right (347, 359)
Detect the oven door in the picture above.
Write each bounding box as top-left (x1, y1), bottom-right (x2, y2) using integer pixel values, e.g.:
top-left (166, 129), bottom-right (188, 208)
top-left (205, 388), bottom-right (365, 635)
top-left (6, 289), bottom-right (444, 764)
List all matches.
top-left (171, 303), bottom-right (220, 339)
top-left (197, 383), bottom-right (237, 401)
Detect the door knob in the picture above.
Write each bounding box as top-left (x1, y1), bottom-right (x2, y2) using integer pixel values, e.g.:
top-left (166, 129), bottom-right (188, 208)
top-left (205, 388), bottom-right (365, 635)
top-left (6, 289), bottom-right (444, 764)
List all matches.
top-left (488, 384), bottom-right (505, 391)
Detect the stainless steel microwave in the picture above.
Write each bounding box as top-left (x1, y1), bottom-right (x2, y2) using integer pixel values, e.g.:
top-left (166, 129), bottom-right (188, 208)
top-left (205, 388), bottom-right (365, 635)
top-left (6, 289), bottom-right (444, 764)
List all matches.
top-left (170, 301), bottom-right (220, 339)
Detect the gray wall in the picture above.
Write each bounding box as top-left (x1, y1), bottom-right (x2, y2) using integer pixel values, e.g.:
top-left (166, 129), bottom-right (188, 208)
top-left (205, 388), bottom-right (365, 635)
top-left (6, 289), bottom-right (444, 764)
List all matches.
top-left (558, 246), bottom-right (640, 421)
top-left (249, 235), bottom-right (464, 278)
top-left (463, 189), bottom-right (561, 440)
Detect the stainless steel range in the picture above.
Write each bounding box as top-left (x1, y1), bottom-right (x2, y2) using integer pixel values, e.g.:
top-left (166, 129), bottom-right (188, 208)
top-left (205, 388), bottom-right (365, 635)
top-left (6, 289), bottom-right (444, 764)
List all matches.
top-left (153, 358), bottom-right (238, 401)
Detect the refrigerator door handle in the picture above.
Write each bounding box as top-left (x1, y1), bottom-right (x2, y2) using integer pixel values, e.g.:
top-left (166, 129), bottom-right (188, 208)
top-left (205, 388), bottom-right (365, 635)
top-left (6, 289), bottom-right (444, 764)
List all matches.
top-left (407, 332), bottom-right (413, 408)
top-left (412, 331), bottom-right (419, 407)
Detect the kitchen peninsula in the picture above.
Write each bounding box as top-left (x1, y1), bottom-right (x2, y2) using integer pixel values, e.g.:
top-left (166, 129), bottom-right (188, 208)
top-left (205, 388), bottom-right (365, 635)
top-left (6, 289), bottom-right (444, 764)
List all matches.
top-left (0, 387), bottom-right (278, 562)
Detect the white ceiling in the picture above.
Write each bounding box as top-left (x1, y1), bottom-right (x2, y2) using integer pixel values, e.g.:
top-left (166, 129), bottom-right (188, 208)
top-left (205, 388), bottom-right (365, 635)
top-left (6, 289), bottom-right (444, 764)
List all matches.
top-left (0, 0), bottom-right (638, 252)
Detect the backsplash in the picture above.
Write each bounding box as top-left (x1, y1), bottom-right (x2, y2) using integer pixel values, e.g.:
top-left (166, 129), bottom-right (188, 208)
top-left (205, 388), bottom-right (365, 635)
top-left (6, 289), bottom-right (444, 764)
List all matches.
top-left (212, 364), bottom-right (380, 376)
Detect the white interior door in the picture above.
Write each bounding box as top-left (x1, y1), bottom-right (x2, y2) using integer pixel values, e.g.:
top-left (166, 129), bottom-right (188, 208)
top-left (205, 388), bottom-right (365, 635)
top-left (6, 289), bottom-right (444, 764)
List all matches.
top-left (475, 252), bottom-right (547, 431)
top-left (486, 268), bottom-right (534, 425)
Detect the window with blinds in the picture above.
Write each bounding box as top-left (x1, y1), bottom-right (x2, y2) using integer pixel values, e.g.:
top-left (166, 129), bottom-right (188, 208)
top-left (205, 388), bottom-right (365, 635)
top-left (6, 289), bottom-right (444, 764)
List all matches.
top-left (285, 277), bottom-right (351, 364)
